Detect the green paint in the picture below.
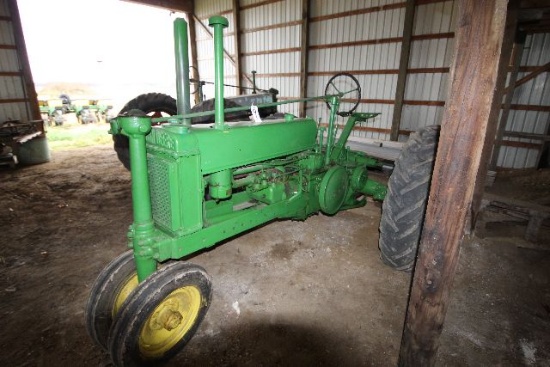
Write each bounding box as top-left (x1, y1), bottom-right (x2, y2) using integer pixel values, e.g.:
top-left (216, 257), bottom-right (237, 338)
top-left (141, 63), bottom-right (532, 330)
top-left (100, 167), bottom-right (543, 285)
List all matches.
top-left (112, 16), bottom-right (389, 282)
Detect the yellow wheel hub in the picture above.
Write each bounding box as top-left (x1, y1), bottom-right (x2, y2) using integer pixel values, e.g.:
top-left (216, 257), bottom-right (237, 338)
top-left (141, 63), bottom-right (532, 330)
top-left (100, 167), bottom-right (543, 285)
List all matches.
top-left (139, 286), bottom-right (202, 358)
top-left (113, 274), bottom-right (138, 317)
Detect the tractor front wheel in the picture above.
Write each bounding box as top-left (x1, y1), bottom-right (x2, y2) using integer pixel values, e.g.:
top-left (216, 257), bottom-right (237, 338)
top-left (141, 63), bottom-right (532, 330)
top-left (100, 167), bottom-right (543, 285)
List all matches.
top-left (108, 262), bottom-right (212, 366)
top-left (378, 126), bottom-right (439, 271)
top-left (85, 250), bottom-right (138, 350)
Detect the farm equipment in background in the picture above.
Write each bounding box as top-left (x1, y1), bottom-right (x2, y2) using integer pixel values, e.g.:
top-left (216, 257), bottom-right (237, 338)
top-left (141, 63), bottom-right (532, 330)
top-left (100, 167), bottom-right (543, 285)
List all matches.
top-left (38, 96), bottom-right (113, 126)
top-left (86, 15), bottom-right (435, 366)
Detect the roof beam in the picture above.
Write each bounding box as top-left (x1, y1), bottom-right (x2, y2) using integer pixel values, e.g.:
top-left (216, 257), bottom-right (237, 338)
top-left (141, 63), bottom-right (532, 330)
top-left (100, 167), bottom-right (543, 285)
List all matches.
top-left (122, 0), bottom-right (193, 13)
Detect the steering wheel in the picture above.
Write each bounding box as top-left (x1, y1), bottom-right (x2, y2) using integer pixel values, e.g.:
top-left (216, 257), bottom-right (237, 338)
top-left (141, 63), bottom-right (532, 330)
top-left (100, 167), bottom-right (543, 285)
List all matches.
top-left (324, 73), bottom-right (361, 117)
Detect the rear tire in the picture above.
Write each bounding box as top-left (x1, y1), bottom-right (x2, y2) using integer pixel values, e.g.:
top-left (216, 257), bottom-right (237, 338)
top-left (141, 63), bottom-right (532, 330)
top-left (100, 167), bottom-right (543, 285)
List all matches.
top-left (114, 93), bottom-right (177, 170)
top-left (379, 126), bottom-right (439, 271)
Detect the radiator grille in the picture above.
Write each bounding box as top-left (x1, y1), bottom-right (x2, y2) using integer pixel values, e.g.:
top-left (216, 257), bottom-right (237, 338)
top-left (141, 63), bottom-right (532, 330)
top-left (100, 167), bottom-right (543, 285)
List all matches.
top-left (148, 155), bottom-right (173, 230)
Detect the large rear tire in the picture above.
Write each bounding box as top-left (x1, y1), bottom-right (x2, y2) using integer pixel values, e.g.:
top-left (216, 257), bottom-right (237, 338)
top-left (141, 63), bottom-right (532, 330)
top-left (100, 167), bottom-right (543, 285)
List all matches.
top-left (379, 126), bottom-right (439, 271)
top-left (113, 93), bottom-right (177, 170)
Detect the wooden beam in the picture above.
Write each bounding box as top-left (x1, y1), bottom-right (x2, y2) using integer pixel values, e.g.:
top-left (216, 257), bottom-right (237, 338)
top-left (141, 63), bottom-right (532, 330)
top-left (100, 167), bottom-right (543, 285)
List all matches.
top-left (491, 32), bottom-right (527, 170)
top-left (390, 0), bottom-right (415, 141)
top-left (122, 0), bottom-right (193, 13)
top-left (232, 0), bottom-right (242, 93)
top-left (299, 0), bottom-right (311, 117)
top-left (398, 0), bottom-right (509, 365)
top-left (504, 61), bottom-right (550, 93)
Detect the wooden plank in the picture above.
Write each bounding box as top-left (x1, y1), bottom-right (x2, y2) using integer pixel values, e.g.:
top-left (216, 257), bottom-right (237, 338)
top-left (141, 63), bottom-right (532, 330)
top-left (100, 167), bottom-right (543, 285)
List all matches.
top-left (240, 0), bottom-right (283, 11)
top-left (509, 104), bottom-right (550, 112)
top-left (390, 0), bottom-right (415, 141)
top-left (299, 0), bottom-right (311, 117)
top-left (0, 71), bottom-right (22, 76)
top-left (122, 0), bottom-right (193, 13)
top-left (505, 61), bottom-right (550, 93)
top-left (0, 98), bottom-right (29, 104)
top-left (398, 1), bottom-right (509, 365)
top-left (232, 0), bottom-right (242, 93)
top-left (241, 47), bottom-right (301, 57)
top-left (310, 3), bottom-right (406, 23)
top-left (241, 20), bottom-right (302, 34)
top-left (309, 33), bottom-right (454, 51)
top-left (0, 44), bottom-right (16, 49)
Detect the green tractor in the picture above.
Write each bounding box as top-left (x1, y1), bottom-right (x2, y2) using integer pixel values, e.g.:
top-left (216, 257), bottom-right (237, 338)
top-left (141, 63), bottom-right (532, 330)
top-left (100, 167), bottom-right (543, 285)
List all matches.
top-left (87, 16), bottom-right (436, 366)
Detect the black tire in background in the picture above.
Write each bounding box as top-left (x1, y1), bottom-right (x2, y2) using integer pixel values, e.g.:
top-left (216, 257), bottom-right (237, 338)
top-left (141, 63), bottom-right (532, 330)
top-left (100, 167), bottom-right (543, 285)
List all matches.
top-left (113, 93), bottom-right (177, 170)
top-left (378, 125), bottom-right (439, 271)
top-left (113, 93), bottom-right (252, 170)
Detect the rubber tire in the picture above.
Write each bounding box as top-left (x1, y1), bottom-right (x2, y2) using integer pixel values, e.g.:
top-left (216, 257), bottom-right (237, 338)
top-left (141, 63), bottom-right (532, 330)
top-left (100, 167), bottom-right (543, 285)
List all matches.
top-left (85, 250), bottom-right (136, 351)
top-left (379, 126), bottom-right (440, 271)
top-left (108, 262), bottom-right (212, 367)
top-left (113, 93), bottom-right (247, 170)
top-left (114, 93), bottom-right (177, 170)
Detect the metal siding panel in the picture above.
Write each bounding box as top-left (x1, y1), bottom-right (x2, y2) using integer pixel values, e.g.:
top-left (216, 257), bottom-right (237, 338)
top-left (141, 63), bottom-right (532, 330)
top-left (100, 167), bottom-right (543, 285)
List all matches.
top-left (194, 0), bottom-right (231, 18)
top-left (498, 32), bottom-right (550, 169)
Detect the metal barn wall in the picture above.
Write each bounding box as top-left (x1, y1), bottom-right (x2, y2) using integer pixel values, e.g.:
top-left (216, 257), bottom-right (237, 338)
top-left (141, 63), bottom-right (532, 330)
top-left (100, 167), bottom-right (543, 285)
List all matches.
top-left (497, 32), bottom-right (550, 169)
top-left (191, 0), bottom-right (549, 169)
top-left (194, 0), bottom-right (237, 101)
top-left (308, 0), bottom-right (405, 140)
top-left (239, 0), bottom-right (302, 115)
top-left (0, 0), bottom-right (38, 123)
top-left (401, 0), bottom-right (457, 138)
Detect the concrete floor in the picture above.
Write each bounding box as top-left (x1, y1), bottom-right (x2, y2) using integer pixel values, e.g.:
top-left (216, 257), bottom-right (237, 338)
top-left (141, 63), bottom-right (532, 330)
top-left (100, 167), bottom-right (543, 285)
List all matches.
top-left (0, 145), bottom-right (549, 366)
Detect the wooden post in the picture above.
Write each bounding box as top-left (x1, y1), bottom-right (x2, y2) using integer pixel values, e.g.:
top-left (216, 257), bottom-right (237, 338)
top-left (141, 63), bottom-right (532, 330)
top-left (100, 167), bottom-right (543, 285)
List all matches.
top-left (299, 0), bottom-right (311, 117)
top-left (390, 0), bottom-right (415, 141)
top-left (398, 1), bottom-right (509, 365)
top-left (232, 0), bottom-right (243, 94)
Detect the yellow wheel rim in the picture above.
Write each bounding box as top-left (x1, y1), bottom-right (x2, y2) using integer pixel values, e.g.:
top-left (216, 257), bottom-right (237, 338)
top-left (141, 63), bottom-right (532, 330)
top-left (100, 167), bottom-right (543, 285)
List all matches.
top-left (139, 286), bottom-right (202, 358)
top-left (113, 274), bottom-right (138, 317)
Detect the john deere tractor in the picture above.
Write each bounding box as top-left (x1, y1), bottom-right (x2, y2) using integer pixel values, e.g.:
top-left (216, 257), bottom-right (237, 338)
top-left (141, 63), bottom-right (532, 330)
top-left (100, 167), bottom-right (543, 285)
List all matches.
top-left (86, 16), bottom-right (436, 366)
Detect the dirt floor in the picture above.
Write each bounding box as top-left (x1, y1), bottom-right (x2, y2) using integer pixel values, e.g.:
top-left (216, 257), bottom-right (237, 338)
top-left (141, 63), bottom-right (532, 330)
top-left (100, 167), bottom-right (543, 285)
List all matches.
top-left (1, 144), bottom-right (549, 366)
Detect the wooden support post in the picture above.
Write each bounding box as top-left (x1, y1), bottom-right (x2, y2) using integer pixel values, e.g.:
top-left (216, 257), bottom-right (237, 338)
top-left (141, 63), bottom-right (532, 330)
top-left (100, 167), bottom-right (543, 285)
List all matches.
top-left (398, 1), bottom-right (509, 365)
top-left (299, 0), bottom-right (311, 117)
top-left (390, 0), bottom-right (415, 141)
top-left (232, 0), bottom-right (243, 94)
top-left (186, 10), bottom-right (200, 105)
top-left (489, 31), bottom-right (526, 171)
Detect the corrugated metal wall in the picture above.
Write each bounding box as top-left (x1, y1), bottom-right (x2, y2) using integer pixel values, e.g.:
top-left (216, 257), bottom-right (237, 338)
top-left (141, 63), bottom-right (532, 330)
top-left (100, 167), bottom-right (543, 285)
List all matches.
top-left (0, 0), bottom-right (37, 123)
top-left (497, 32), bottom-right (550, 169)
top-left (192, 0), bottom-right (549, 169)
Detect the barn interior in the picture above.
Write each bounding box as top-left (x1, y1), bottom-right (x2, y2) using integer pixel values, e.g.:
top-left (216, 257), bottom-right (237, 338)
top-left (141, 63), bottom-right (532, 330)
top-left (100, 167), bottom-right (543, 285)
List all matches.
top-left (0, 0), bottom-right (549, 366)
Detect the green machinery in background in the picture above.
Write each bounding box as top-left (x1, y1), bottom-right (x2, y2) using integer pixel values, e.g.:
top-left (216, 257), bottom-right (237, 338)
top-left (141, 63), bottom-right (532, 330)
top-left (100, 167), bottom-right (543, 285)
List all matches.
top-left (39, 97), bottom-right (113, 126)
top-left (86, 15), bottom-right (402, 367)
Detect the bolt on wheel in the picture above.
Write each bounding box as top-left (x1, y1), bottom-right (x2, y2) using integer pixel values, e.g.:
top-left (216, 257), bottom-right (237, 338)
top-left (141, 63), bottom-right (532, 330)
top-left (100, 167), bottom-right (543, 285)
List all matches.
top-left (108, 262), bottom-right (212, 366)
